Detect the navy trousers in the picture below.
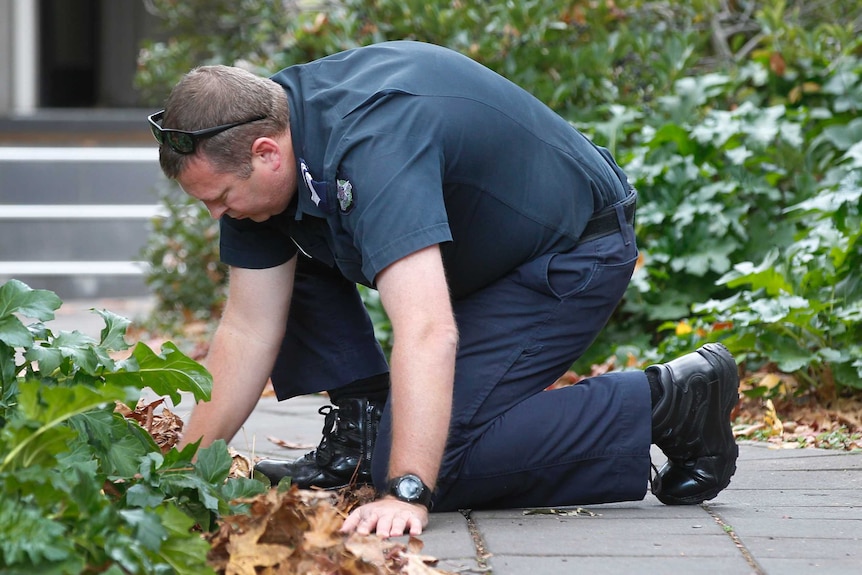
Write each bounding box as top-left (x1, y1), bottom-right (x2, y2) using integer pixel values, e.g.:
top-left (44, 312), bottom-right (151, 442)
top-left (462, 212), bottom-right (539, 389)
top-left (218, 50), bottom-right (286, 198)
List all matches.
top-left (270, 197), bottom-right (652, 510)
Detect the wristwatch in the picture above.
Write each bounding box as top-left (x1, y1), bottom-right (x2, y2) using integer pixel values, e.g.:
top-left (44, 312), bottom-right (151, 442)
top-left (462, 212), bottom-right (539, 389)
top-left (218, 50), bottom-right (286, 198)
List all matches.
top-left (387, 474), bottom-right (433, 508)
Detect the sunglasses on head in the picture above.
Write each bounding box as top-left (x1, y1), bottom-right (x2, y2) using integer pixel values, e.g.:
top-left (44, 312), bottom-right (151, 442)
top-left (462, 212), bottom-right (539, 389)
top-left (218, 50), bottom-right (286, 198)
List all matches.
top-left (147, 109), bottom-right (266, 154)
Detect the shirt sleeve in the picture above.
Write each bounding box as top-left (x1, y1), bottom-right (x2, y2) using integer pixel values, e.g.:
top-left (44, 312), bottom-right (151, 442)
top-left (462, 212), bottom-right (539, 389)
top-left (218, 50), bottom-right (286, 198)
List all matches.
top-left (336, 95), bottom-right (453, 283)
top-left (219, 214), bottom-right (297, 269)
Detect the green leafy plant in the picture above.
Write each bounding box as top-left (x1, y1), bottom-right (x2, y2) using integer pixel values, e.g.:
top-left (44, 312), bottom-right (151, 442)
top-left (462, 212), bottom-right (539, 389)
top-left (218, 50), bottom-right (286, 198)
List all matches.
top-left (695, 174), bottom-right (861, 395)
top-left (135, 0), bottom-right (862, 399)
top-left (141, 180), bottom-right (227, 330)
top-left (0, 279), bottom-right (266, 574)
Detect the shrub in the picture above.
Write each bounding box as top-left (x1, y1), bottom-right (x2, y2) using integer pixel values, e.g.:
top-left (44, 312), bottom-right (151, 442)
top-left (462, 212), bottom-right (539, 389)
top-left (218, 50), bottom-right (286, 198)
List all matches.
top-left (136, 0), bottom-right (862, 395)
top-left (0, 280), bottom-right (265, 573)
top-left (141, 181), bottom-right (227, 330)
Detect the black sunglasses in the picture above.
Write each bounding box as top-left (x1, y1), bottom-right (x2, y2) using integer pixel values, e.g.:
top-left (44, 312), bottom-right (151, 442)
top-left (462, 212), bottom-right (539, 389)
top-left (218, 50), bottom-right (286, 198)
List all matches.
top-left (147, 109), bottom-right (266, 154)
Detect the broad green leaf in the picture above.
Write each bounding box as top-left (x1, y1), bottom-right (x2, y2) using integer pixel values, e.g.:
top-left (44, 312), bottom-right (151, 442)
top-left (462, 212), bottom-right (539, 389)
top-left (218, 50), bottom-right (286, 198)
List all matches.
top-left (770, 340), bottom-right (817, 373)
top-left (119, 508), bottom-right (168, 551)
top-left (842, 140), bottom-right (862, 168)
top-left (220, 476), bottom-right (268, 505)
top-left (161, 440), bottom-right (201, 469)
top-left (2, 382), bottom-right (134, 472)
top-left (69, 410), bottom-right (157, 478)
top-left (786, 185), bottom-right (862, 215)
top-left (194, 439), bottom-right (231, 485)
top-left (160, 472), bottom-right (221, 514)
top-left (0, 498), bottom-right (76, 569)
top-left (717, 250), bottom-right (793, 295)
top-left (125, 484), bottom-right (167, 509)
top-left (725, 145), bottom-right (753, 165)
top-left (0, 341), bottom-right (16, 387)
top-left (748, 298), bottom-right (792, 324)
top-left (65, 463), bottom-right (109, 517)
top-left (647, 123), bottom-right (695, 155)
top-left (816, 117), bottom-right (862, 151)
top-left (109, 421), bottom-right (162, 472)
top-left (0, 315), bottom-right (33, 348)
top-left (154, 505), bottom-right (216, 575)
top-left (23, 345), bottom-right (64, 376)
top-left (24, 330), bottom-right (108, 377)
top-left (832, 357), bottom-right (862, 389)
top-left (693, 292), bottom-right (744, 315)
top-left (0, 279), bottom-right (62, 322)
top-left (127, 341), bottom-right (212, 404)
top-left (138, 451), bottom-right (164, 482)
top-left (96, 309), bottom-right (132, 351)
top-left (49, 331), bottom-right (99, 373)
top-left (743, 104), bottom-right (784, 145)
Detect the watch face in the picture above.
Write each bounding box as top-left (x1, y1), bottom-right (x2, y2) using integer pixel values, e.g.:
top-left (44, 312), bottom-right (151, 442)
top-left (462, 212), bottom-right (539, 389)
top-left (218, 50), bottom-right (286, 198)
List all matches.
top-left (397, 476), bottom-right (423, 500)
top-left (389, 473), bottom-right (430, 506)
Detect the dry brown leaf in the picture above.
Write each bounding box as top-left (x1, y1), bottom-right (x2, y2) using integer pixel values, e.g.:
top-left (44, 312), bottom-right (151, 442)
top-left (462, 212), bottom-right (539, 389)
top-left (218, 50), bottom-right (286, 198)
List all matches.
top-left (207, 486), bottom-right (456, 575)
top-left (229, 448), bottom-right (252, 479)
top-left (116, 398), bottom-right (183, 452)
top-left (734, 392), bottom-right (862, 450)
top-left (763, 399), bottom-right (784, 436)
top-left (267, 435), bottom-right (316, 450)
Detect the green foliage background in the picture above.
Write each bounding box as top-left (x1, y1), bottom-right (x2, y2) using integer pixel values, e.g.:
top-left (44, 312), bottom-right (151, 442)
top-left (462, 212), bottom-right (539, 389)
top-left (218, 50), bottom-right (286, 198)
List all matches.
top-left (138, 0), bottom-right (862, 398)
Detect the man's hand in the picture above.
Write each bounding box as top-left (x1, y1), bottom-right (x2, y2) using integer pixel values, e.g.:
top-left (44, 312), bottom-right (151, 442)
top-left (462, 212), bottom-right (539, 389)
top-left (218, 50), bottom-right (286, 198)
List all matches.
top-left (341, 497), bottom-right (428, 538)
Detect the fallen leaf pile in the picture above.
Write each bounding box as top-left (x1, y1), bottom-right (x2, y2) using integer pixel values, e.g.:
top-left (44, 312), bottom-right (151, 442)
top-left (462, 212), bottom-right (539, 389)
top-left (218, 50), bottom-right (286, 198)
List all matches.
top-left (733, 393), bottom-right (862, 450)
top-left (116, 398), bottom-right (184, 452)
top-left (119, 335), bottom-right (858, 575)
top-left (117, 398), bottom-right (453, 574)
top-left (550, 358), bottom-right (862, 452)
top-left (207, 486), bottom-right (455, 575)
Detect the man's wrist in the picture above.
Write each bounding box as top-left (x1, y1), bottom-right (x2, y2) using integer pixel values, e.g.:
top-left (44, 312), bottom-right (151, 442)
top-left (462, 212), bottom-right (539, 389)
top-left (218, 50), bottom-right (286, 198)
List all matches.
top-left (386, 473), bottom-right (433, 508)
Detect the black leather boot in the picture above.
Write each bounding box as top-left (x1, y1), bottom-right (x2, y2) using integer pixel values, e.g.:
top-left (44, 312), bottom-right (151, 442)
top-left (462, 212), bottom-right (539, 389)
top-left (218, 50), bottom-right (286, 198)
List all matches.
top-left (648, 343), bottom-right (739, 505)
top-left (254, 397), bottom-right (383, 489)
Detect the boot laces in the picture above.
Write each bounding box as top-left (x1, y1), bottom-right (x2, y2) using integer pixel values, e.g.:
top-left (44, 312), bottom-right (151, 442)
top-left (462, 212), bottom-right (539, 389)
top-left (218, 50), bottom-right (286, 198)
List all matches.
top-left (313, 405), bottom-right (339, 465)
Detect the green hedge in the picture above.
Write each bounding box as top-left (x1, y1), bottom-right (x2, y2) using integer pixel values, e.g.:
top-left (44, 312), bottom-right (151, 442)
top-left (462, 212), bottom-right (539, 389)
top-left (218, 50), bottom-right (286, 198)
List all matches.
top-left (137, 0), bottom-right (862, 396)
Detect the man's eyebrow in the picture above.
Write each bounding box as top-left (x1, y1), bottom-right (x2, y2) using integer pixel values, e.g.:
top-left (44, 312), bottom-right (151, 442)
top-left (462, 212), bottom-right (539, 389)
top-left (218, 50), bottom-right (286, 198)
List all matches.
top-left (201, 186), bottom-right (229, 202)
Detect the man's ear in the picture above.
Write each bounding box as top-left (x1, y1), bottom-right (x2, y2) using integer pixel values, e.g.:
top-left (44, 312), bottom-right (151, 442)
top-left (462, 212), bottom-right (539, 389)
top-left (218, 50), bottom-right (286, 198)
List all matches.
top-left (251, 137), bottom-right (282, 170)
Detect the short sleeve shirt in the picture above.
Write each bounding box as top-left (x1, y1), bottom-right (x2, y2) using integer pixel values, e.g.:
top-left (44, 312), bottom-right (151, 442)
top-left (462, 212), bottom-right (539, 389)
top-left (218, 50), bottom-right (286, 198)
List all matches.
top-left (219, 41), bottom-right (631, 299)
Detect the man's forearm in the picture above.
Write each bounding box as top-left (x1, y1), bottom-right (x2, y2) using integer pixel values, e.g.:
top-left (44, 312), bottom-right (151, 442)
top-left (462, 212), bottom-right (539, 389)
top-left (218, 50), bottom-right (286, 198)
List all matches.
top-left (179, 261), bottom-right (295, 450)
top-left (180, 320), bottom-right (283, 449)
top-left (386, 324), bottom-right (457, 489)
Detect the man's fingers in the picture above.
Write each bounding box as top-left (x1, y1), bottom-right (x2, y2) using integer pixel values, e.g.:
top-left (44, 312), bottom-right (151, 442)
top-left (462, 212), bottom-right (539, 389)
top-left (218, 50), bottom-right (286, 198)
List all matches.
top-left (341, 500), bottom-right (428, 538)
top-left (385, 516), bottom-right (408, 538)
top-left (376, 514), bottom-right (396, 537)
top-left (341, 508), bottom-right (378, 535)
top-left (357, 510), bottom-right (378, 535)
top-left (407, 515), bottom-right (423, 536)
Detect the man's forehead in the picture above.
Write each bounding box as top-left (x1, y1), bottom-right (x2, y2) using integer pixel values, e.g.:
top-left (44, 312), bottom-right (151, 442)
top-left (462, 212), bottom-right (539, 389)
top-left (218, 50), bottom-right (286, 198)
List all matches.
top-left (178, 156), bottom-right (228, 200)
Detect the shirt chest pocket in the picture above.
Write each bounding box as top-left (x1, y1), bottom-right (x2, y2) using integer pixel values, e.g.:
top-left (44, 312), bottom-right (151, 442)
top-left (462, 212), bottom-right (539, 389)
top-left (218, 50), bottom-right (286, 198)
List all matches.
top-left (291, 219), bottom-right (335, 267)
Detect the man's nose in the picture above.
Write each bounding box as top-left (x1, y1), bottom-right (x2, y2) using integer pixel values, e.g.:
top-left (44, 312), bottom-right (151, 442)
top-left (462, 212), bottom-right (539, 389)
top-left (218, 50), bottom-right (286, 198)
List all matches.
top-left (204, 200), bottom-right (227, 219)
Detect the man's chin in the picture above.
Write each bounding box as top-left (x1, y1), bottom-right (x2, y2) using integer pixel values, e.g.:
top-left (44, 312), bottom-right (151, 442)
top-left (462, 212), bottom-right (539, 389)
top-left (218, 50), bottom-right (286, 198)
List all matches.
top-left (249, 214), bottom-right (271, 222)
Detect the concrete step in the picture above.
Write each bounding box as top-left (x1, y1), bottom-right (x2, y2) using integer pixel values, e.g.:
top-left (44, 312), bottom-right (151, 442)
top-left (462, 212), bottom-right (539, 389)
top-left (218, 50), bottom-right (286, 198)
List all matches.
top-left (0, 147), bottom-right (162, 203)
top-left (0, 144), bottom-right (166, 299)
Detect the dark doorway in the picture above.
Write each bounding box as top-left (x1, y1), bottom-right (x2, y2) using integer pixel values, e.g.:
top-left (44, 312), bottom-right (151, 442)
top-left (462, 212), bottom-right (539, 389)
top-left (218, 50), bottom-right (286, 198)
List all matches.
top-left (39, 0), bottom-right (101, 107)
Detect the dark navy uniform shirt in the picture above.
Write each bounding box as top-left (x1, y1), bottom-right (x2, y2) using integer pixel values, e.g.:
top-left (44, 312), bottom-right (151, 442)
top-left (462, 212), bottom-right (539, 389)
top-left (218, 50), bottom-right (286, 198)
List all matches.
top-left (219, 41), bottom-right (631, 299)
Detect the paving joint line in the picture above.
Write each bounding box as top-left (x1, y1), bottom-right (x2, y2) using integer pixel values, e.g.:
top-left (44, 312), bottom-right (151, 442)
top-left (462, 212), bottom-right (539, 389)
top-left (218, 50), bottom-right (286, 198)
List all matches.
top-left (703, 502), bottom-right (766, 575)
top-left (459, 509), bottom-right (493, 573)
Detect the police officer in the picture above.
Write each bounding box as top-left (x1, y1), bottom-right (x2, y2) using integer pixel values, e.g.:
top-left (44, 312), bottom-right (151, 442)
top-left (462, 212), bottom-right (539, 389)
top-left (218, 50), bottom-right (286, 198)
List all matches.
top-left (149, 41), bottom-right (739, 537)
